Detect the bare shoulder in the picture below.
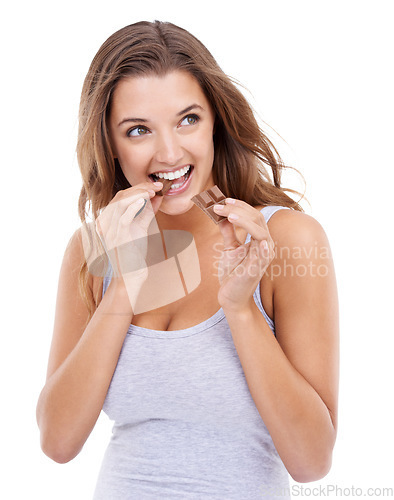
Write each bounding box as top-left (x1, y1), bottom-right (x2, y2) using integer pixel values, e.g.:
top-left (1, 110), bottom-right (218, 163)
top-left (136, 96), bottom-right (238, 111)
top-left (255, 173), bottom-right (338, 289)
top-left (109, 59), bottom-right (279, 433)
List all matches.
top-left (259, 208), bottom-right (332, 321)
top-left (63, 227), bottom-right (103, 303)
top-left (266, 208), bottom-right (330, 250)
top-left (63, 227), bottom-right (87, 272)
top-left (264, 208), bottom-right (335, 292)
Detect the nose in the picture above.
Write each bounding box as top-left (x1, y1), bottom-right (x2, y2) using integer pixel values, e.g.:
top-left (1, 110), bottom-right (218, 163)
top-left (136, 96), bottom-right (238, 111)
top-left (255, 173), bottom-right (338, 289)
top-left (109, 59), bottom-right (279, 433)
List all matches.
top-left (154, 131), bottom-right (183, 166)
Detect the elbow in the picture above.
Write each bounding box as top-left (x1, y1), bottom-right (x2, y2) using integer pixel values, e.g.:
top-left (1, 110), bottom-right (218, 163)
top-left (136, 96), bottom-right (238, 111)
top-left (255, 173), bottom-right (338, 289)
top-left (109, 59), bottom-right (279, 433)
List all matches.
top-left (288, 419), bottom-right (337, 483)
top-left (289, 452), bottom-right (333, 483)
top-left (37, 412), bottom-right (82, 464)
top-left (40, 432), bottom-right (82, 464)
top-left (36, 396), bottom-right (83, 464)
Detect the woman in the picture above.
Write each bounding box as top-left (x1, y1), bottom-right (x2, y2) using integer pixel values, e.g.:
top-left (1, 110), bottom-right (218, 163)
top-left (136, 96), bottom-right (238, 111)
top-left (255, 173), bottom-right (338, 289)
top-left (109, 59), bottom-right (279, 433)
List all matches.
top-left (36, 21), bottom-right (339, 499)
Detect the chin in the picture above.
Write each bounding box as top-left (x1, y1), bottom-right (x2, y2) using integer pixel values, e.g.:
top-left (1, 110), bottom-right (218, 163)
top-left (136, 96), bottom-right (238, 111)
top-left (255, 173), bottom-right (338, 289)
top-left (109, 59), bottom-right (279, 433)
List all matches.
top-left (159, 199), bottom-right (194, 216)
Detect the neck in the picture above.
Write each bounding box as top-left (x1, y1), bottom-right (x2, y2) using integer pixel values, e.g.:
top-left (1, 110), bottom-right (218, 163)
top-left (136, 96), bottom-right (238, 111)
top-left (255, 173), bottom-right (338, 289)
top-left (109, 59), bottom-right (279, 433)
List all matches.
top-left (155, 204), bottom-right (219, 240)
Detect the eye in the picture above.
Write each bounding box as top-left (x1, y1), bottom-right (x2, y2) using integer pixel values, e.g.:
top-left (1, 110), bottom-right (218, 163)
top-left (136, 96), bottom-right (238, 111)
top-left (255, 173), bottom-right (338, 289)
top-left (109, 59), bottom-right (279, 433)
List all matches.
top-left (127, 126), bottom-right (149, 137)
top-left (179, 114), bottom-right (200, 127)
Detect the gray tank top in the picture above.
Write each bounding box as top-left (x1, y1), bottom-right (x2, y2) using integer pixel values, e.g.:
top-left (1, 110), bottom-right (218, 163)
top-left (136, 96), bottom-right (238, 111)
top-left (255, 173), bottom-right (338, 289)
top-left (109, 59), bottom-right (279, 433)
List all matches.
top-left (93, 206), bottom-right (291, 500)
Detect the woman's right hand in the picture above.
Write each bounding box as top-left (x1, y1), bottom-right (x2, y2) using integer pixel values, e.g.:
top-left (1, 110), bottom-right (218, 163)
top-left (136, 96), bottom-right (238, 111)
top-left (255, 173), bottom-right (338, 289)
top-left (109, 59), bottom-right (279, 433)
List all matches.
top-left (94, 181), bottom-right (164, 284)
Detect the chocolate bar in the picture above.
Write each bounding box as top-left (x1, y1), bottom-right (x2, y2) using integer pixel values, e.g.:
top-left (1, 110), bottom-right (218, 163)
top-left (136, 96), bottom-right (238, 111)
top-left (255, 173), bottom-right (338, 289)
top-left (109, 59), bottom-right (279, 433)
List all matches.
top-left (157, 179), bottom-right (172, 196)
top-left (191, 185), bottom-right (227, 224)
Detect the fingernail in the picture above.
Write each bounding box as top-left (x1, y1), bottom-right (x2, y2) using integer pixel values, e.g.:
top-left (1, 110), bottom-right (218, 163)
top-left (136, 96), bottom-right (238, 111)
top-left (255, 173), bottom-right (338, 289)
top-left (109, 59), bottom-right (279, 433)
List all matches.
top-left (228, 213), bottom-right (239, 221)
top-left (213, 204), bottom-right (224, 211)
top-left (226, 198), bottom-right (236, 204)
top-left (136, 197), bottom-right (145, 205)
top-left (153, 181), bottom-right (163, 187)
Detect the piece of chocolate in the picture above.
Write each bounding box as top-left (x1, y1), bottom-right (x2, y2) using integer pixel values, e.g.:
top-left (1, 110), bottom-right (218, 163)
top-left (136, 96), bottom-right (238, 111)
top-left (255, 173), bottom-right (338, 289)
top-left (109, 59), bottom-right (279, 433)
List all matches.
top-left (191, 185), bottom-right (227, 224)
top-left (157, 179), bottom-right (172, 196)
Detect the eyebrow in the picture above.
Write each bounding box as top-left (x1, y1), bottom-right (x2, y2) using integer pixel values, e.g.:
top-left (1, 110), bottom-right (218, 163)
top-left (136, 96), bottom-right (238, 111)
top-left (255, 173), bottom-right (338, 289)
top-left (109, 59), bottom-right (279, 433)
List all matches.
top-left (117, 104), bottom-right (204, 127)
top-left (177, 104), bottom-right (204, 116)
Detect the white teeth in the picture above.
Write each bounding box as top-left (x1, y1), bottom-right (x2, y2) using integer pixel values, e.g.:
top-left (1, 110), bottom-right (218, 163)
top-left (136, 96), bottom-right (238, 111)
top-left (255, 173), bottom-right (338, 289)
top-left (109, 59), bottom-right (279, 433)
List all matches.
top-left (154, 165), bottom-right (191, 180)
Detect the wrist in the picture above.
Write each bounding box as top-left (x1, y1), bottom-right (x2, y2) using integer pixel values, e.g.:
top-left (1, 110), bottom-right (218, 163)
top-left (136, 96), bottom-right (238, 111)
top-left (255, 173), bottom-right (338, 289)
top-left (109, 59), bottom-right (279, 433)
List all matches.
top-left (105, 278), bottom-right (135, 317)
top-left (221, 296), bottom-right (257, 318)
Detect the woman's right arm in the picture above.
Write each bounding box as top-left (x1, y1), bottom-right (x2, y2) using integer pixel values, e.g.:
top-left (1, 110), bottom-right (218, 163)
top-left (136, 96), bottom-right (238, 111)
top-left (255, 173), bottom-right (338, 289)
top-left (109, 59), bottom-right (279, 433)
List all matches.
top-left (36, 228), bottom-right (134, 463)
top-left (36, 182), bottom-right (164, 463)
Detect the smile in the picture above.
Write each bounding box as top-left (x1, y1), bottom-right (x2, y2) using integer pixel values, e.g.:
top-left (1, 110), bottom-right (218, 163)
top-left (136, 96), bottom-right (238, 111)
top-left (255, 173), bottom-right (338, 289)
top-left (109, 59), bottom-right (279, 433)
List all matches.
top-left (150, 164), bottom-right (192, 181)
top-left (149, 165), bottom-right (194, 194)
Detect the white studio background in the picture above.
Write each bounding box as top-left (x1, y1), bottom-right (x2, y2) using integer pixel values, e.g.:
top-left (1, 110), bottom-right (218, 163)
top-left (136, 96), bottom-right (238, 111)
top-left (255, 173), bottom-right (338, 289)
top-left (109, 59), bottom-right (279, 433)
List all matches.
top-left (1, 1), bottom-right (393, 499)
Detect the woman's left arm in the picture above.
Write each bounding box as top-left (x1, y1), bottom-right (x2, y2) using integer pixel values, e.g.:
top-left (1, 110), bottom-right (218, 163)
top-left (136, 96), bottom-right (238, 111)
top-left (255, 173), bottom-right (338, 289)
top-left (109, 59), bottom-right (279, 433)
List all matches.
top-left (214, 201), bottom-right (339, 483)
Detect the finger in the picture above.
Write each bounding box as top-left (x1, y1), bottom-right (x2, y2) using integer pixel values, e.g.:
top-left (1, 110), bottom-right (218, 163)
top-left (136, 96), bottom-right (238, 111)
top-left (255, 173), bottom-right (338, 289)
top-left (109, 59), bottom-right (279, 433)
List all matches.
top-left (223, 197), bottom-right (263, 217)
top-left (103, 183), bottom-right (163, 235)
top-left (247, 237), bottom-right (274, 270)
top-left (213, 202), bottom-right (268, 242)
top-left (217, 218), bottom-right (242, 250)
top-left (134, 196), bottom-right (158, 233)
top-left (113, 181), bottom-right (163, 202)
top-left (118, 197), bottom-right (160, 257)
top-left (149, 191), bottom-right (164, 214)
top-left (215, 198), bottom-right (267, 223)
top-left (249, 237), bottom-right (267, 266)
top-left (113, 190), bottom-right (151, 226)
top-left (111, 190), bottom-right (154, 214)
top-left (120, 197), bottom-right (148, 228)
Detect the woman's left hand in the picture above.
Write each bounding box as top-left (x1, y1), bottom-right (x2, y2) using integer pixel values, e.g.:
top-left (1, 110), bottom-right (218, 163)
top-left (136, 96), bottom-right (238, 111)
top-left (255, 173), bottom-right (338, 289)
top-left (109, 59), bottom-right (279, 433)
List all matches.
top-left (213, 199), bottom-right (275, 312)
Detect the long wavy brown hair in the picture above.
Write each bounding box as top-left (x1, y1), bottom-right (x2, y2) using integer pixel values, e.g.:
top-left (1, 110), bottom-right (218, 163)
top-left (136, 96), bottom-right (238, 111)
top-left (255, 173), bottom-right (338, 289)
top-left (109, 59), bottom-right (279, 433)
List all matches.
top-left (77, 20), bottom-right (305, 317)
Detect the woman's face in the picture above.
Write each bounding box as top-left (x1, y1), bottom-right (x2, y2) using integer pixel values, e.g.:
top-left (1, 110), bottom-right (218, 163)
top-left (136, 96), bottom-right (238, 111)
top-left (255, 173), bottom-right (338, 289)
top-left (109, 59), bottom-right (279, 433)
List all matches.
top-left (108, 70), bottom-right (216, 215)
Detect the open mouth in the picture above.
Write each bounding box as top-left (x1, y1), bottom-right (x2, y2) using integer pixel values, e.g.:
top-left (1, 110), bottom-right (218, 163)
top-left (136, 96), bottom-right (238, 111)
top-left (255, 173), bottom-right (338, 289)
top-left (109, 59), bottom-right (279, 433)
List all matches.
top-left (149, 165), bottom-right (194, 192)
